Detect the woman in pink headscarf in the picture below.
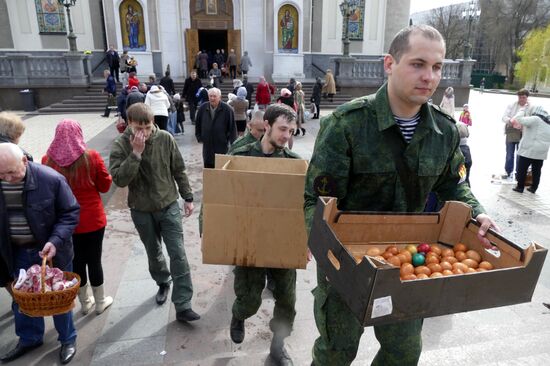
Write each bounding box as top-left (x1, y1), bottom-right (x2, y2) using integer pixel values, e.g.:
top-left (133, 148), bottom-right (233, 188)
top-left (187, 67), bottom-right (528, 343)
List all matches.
top-left (42, 119), bottom-right (114, 316)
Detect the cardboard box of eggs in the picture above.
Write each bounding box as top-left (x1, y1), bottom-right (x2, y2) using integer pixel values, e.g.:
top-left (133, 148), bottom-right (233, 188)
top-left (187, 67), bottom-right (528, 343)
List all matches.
top-left (308, 197), bottom-right (547, 327)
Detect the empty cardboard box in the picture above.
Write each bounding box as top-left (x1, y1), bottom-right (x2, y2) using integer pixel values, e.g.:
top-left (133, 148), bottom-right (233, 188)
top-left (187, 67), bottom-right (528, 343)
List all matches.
top-left (309, 197), bottom-right (547, 326)
top-left (202, 154), bottom-right (309, 269)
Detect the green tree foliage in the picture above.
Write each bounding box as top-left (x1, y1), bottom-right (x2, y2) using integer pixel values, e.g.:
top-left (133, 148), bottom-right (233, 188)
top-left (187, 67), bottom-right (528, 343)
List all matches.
top-left (516, 24), bottom-right (550, 86)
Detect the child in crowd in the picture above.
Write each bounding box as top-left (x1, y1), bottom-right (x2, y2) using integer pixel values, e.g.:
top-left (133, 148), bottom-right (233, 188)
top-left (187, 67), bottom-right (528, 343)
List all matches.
top-left (459, 104), bottom-right (472, 126)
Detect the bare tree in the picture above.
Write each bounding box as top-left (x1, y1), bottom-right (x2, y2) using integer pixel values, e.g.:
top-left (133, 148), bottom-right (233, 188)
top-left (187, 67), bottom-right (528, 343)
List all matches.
top-left (481, 0), bottom-right (550, 84)
top-left (426, 5), bottom-right (469, 59)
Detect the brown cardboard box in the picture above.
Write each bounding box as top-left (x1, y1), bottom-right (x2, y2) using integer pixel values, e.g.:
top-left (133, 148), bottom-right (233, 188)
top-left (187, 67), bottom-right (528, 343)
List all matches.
top-left (309, 197), bottom-right (547, 326)
top-left (202, 154), bottom-right (309, 269)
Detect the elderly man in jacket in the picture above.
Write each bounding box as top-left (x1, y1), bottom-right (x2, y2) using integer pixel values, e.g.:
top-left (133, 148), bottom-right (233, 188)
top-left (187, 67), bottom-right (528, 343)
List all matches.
top-left (195, 87), bottom-right (237, 168)
top-left (0, 143), bottom-right (80, 364)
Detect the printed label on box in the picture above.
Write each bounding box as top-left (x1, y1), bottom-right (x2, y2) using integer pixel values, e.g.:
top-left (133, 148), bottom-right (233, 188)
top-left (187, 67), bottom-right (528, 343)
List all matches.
top-left (371, 296), bottom-right (393, 318)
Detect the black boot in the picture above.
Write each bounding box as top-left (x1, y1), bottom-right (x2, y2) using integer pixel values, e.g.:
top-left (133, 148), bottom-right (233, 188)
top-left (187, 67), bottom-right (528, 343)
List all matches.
top-left (301, 128), bottom-right (306, 136)
top-left (270, 335), bottom-right (293, 366)
top-left (230, 316), bottom-right (245, 343)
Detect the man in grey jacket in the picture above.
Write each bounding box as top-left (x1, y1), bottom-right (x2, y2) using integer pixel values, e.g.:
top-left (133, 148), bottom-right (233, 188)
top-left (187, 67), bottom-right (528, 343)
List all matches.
top-left (501, 89), bottom-right (529, 179)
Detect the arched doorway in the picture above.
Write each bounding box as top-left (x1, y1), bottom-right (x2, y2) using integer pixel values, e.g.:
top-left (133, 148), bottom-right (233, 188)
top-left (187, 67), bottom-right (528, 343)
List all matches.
top-left (185, 0), bottom-right (241, 75)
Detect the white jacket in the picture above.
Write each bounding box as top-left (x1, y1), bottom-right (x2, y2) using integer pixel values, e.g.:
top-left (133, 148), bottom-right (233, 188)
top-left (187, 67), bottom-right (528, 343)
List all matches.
top-left (145, 91), bottom-right (170, 117)
top-left (515, 106), bottom-right (550, 160)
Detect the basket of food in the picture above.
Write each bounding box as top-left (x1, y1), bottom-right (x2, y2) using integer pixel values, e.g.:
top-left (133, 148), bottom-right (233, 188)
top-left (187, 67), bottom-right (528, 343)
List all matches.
top-left (11, 256), bottom-right (80, 317)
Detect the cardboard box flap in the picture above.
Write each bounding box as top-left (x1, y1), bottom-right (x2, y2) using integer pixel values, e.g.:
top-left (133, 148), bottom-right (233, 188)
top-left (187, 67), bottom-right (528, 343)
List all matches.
top-left (438, 201), bottom-right (472, 245)
top-left (215, 154), bottom-right (308, 175)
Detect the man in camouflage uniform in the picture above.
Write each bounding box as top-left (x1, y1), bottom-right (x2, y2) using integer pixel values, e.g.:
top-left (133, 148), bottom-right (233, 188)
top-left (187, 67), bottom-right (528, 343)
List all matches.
top-left (228, 110), bottom-right (266, 153)
top-left (304, 25), bottom-right (498, 366)
top-left (230, 104), bottom-right (300, 366)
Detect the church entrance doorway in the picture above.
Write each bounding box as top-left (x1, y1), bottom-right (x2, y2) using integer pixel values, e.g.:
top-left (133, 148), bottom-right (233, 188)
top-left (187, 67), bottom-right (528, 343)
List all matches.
top-left (198, 30), bottom-right (227, 54)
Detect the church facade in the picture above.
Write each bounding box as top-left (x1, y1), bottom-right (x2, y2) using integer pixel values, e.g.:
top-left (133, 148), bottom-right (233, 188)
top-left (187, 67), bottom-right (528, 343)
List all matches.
top-left (1, 0), bottom-right (410, 80)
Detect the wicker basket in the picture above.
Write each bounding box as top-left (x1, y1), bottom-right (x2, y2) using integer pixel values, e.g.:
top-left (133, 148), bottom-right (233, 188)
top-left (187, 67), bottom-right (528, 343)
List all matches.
top-left (12, 257), bottom-right (80, 317)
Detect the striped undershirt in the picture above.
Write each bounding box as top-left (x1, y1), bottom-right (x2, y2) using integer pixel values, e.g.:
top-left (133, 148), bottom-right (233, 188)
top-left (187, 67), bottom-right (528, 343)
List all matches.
top-left (394, 113), bottom-right (420, 143)
top-left (1, 181), bottom-right (36, 247)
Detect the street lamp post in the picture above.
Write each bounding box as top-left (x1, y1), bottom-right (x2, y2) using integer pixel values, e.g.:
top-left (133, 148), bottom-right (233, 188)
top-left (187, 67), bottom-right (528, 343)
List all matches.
top-left (58, 0), bottom-right (78, 52)
top-left (462, 0), bottom-right (481, 60)
top-left (339, 1), bottom-right (357, 57)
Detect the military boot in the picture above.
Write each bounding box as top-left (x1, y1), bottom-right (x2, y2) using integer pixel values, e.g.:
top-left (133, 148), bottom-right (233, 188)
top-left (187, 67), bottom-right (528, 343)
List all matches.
top-left (230, 316), bottom-right (245, 344)
top-left (269, 334), bottom-right (293, 366)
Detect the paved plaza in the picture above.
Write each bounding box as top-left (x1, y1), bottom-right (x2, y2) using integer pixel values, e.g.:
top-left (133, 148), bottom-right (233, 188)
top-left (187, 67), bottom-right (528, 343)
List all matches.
top-left (1, 91), bottom-right (550, 365)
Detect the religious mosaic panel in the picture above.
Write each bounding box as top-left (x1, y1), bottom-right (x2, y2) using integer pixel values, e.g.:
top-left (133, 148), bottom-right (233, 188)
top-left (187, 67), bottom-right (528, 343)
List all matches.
top-left (343, 0), bottom-right (365, 41)
top-left (35, 0), bottom-right (66, 34)
top-left (120, 0), bottom-right (146, 51)
top-left (278, 4), bottom-right (299, 54)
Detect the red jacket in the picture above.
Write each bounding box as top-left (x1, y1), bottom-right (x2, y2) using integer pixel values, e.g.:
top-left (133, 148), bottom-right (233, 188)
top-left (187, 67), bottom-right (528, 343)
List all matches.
top-left (42, 150), bottom-right (112, 234)
top-left (256, 82), bottom-right (275, 105)
top-left (128, 75), bottom-right (140, 89)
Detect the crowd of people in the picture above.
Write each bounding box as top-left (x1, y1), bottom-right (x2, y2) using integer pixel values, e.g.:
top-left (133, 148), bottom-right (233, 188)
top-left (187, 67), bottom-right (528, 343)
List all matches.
top-left (1, 24), bottom-right (550, 366)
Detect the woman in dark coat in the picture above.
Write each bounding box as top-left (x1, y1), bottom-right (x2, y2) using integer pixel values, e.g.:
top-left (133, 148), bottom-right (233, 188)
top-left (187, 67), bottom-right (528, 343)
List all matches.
top-left (311, 77), bottom-right (322, 119)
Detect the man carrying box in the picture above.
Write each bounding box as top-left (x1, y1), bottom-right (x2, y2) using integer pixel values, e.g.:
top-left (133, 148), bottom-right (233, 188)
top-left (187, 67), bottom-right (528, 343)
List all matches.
top-left (109, 103), bottom-right (200, 323)
top-left (229, 104), bottom-right (300, 366)
top-left (304, 25), bottom-right (499, 366)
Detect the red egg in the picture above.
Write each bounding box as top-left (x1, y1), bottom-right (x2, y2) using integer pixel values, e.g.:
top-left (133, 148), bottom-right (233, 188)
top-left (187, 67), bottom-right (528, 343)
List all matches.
top-left (417, 243), bottom-right (431, 254)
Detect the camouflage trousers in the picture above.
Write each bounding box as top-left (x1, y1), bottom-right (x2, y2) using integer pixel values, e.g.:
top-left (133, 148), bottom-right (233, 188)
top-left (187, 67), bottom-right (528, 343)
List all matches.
top-left (312, 266), bottom-right (423, 366)
top-left (232, 266), bottom-right (296, 337)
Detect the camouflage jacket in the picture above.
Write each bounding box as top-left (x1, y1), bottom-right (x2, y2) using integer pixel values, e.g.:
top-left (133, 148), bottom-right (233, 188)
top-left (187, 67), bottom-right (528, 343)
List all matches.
top-left (231, 140), bottom-right (301, 159)
top-left (304, 83), bottom-right (484, 231)
top-left (228, 132), bottom-right (259, 154)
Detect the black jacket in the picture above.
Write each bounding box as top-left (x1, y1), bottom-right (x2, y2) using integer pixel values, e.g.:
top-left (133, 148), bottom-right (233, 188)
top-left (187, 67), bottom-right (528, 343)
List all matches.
top-left (311, 80), bottom-right (323, 104)
top-left (159, 76), bottom-right (175, 95)
top-left (195, 102), bottom-right (237, 168)
top-left (182, 77), bottom-right (203, 103)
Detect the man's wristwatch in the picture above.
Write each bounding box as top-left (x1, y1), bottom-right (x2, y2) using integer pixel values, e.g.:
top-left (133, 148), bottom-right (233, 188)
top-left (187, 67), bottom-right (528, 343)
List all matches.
top-left (184, 198), bottom-right (193, 203)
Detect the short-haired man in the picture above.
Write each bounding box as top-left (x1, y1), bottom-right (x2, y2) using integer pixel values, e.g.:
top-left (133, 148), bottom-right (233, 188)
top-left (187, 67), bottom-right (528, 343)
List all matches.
top-left (228, 110), bottom-right (265, 153)
top-left (227, 48), bottom-right (238, 79)
top-left (305, 25), bottom-right (498, 365)
top-left (501, 88), bottom-right (529, 179)
top-left (182, 71), bottom-right (203, 124)
top-left (109, 103), bottom-right (200, 322)
top-left (229, 104), bottom-right (300, 366)
top-left (195, 87), bottom-right (237, 168)
top-left (0, 143), bottom-right (79, 364)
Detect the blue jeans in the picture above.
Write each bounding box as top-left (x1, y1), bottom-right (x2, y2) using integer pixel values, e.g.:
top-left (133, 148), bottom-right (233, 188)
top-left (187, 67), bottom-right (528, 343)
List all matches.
top-left (12, 248), bottom-right (77, 346)
top-left (505, 141), bottom-right (519, 176)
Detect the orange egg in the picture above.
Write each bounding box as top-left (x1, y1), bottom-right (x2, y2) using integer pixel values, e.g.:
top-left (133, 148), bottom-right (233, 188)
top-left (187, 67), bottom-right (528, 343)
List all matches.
top-left (399, 250), bottom-right (412, 263)
top-left (382, 252), bottom-right (394, 260)
top-left (430, 272), bottom-right (443, 278)
top-left (477, 268), bottom-right (488, 272)
top-left (366, 247), bottom-right (381, 257)
top-left (414, 265), bottom-right (431, 276)
top-left (441, 248), bottom-right (454, 257)
top-left (443, 256), bottom-right (458, 264)
top-left (401, 273), bottom-right (417, 281)
top-left (453, 243), bottom-right (468, 252)
top-left (396, 253), bottom-right (408, 264)
top-left (452, 268), bottom-right (464, 275)
top-left (400, 263), bottom-right (414, 277)
top-left (427, 263), bottom-right (442, 273)
top-left (416, 273), bottom-right (429, 279)
top-left (461, 259), bottom-right (479, 269)
top-left (466, 267), bottom-right (477, 273)
top-left (386, 245), bottom-right (399, 255)
top-left (466, 250), bottom-right (482, 263)
top-left (455, 251), bottom-right (468, 261)
top-left (425, 256), bottom-right (440, 265)
top-left (452, 262), bottom-right (468, 272)
top-left (387, 256), bottom-right (401, 267)
top-left (442, 269), bottom-right (454, 276)
top-left (439, 261), bottom-right (452, 271)
top-left (430, 245), bottom-right (442, 255)
top-left (478, 261), bottom-right (494, 270)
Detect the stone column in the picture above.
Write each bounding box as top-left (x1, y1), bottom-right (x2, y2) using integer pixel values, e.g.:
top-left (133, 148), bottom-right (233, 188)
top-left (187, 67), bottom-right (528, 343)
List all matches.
top-left (459, 59), bottom-right (476, 87)
top-left (64, 53), bottom-right (89, 86)
top-left (9, 54), bottom-right (31, 86)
